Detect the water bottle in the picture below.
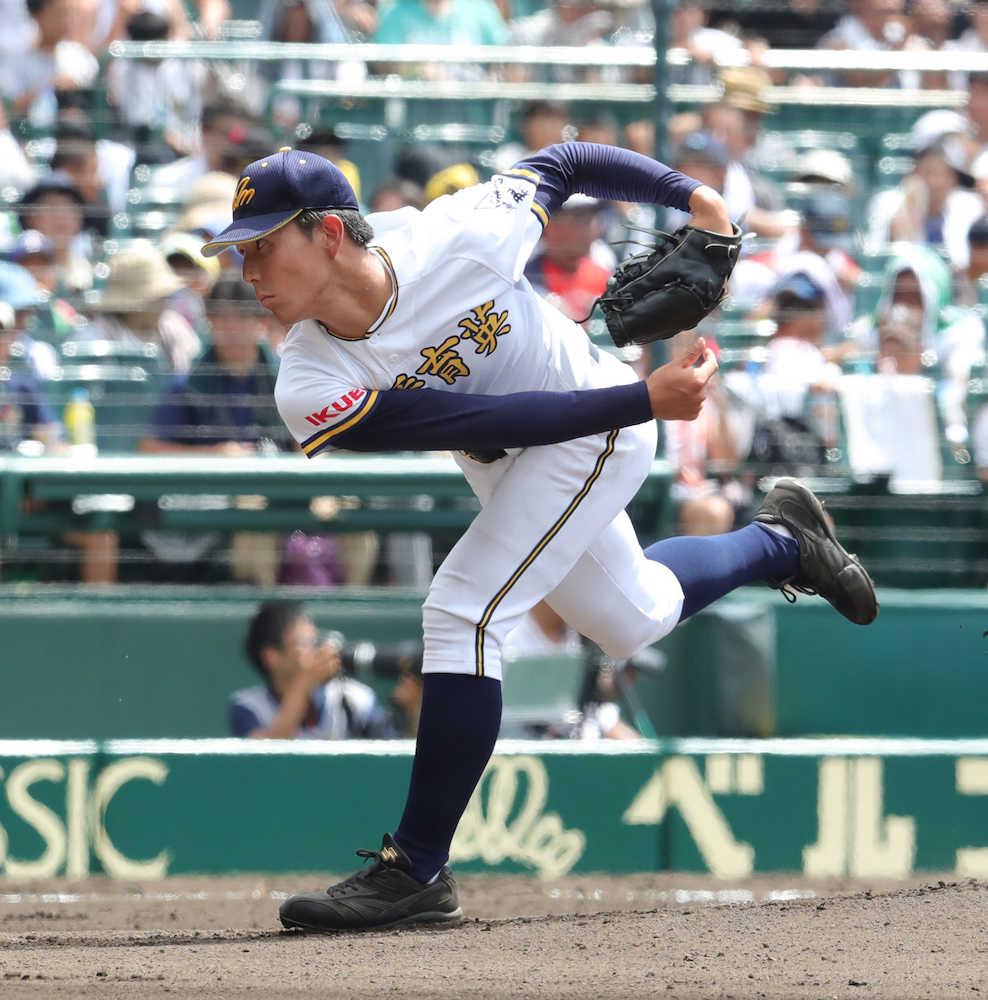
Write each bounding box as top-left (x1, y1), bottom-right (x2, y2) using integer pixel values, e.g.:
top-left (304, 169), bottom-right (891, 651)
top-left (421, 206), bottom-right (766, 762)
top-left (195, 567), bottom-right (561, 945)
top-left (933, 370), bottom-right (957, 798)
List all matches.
top-left (64, 387), bottom-right (97, 456)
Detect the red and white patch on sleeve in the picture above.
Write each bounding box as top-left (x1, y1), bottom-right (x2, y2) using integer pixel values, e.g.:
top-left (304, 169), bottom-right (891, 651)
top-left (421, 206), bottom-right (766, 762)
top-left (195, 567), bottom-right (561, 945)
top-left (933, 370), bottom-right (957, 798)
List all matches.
top-left (303, 388), bottom-right (367, 426)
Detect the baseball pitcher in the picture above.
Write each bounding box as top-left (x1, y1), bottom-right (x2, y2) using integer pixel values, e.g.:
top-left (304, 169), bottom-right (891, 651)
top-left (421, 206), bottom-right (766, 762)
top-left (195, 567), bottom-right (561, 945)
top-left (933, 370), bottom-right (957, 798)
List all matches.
top-left (202, 141), bottom-right (877, 932)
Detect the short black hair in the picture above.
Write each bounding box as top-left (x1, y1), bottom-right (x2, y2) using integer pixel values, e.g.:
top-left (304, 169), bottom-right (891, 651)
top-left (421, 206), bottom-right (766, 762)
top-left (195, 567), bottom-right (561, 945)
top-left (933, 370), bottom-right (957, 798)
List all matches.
top-left (296, 208), bottom-right (374, 247)
top-left (245, 600), bottom-right (307, 678)
top-left (969, 214), bottom-right (988, 246)
top-left (219, 125), bottom-right (276, 175)
top-left (370, 177), bottom-right (425, 211)
top-left (201, 97), bottom-right (254, 132)
top-left (206, 276), bottom-right (264, 313)
top-left (126, 10), bottom-right (170, 40)
top-left (54, 119), bottom-right (94, 144)
top-left (521, 100), bottom-right (569, 122)
top-left (775, 291), bottom-right (822, 315)
top-left (297, 126), bottom-right (347, 151)
top-left (56, 91), bottom-right (93, 114)
top-left (51, 137), bottom-right (95, 170)
top-left (394, 144), bottom-right (450, 188)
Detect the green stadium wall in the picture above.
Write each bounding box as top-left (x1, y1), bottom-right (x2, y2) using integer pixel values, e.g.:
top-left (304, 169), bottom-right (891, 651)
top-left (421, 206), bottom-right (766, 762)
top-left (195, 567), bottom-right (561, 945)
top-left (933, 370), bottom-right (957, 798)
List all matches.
top-left (0, 586), bottom-right (984, 740)
top-left (0, 739), bottom-right (986, 880)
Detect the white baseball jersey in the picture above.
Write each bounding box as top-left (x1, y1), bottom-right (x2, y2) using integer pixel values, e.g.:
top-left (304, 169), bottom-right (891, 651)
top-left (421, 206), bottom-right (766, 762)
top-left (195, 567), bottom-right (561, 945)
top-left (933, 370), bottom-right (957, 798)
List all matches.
top-left (274, 159), bottom-right (687, 679)
top-left (275, 168), bottom-right (634, 459)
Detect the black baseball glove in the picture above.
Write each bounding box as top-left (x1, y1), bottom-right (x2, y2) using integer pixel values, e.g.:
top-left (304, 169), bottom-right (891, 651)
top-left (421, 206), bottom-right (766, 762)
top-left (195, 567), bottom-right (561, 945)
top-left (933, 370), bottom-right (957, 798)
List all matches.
top-left (597, 223), bottom-right (744, 347)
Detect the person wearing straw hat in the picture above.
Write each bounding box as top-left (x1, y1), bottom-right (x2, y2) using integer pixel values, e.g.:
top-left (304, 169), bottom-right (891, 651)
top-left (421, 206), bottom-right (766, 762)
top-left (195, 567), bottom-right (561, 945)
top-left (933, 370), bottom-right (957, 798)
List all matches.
top-left (160, 230), bottom-right (222, 339)
top-left (172, 172), bottom-right (239, 238)
top-left (82, 241), bottom-right (200, 375)
top-left (706, 67), bottom-right (798, 240)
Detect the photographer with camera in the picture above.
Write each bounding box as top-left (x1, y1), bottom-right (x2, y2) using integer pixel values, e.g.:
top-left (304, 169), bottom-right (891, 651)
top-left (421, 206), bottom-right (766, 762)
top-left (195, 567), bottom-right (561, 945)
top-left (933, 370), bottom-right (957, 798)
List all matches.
top-left (230, 600), bottom-right (395, 739)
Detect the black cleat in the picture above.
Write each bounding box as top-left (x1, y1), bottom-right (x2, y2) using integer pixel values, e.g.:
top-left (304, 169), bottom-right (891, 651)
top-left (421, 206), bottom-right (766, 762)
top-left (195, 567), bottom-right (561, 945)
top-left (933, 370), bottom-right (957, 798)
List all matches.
top-left (279, 834), bottom-right (463, 933)
top-left (754, 477), bottom-right (879, 626)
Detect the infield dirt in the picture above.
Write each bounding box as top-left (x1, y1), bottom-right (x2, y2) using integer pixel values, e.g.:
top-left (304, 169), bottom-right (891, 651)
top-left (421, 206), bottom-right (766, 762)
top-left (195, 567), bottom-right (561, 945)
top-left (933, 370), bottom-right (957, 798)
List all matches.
top-left (0, 872), bottom-right (984, 998)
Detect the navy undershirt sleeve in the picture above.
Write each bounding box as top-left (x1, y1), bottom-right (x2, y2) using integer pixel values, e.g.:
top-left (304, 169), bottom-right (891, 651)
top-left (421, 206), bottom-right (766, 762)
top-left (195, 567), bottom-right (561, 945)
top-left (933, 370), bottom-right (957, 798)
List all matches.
top-left (229, 700), bottom-right (262, 737)
top-left (319, 380), bottom-right (653, 455)
top-left (511, 142), bottom-right (702, 219)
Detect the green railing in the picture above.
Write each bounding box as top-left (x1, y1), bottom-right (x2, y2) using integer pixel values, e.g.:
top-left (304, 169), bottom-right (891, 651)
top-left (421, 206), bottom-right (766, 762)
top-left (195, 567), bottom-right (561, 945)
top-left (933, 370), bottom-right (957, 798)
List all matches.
top-left (94, 40), bottom-right (982, 197)
top-left (0, 453), bottom-right (675, 539)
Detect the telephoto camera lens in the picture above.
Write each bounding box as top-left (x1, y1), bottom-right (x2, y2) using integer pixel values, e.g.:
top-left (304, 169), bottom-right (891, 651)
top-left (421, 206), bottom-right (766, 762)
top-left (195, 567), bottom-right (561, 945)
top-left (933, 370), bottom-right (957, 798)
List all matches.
top-left (336, 639), bottom-right (424, 677)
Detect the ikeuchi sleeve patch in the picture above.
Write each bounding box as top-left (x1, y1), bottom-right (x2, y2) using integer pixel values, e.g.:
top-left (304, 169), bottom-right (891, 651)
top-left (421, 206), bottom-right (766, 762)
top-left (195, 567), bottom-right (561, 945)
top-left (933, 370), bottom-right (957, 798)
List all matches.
top-left (298, 388), bottom-right (379, 456)
top-left (274, 367), bottom-right (379, 456)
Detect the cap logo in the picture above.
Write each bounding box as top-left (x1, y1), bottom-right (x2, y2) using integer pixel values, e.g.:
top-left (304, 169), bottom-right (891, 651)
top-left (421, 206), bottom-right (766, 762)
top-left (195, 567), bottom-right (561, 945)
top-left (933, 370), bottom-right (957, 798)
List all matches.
top-left (233, 177), bottom-right (255, 211)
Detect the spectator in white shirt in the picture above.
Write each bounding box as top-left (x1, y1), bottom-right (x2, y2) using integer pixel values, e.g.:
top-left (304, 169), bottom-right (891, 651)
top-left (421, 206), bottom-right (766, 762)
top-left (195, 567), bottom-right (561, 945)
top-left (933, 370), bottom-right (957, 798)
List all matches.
top-left (0, 0), bottom-right (99, 128)
top-left (866, 119), bottom-right (984, 272)
top-left (817, 0), bottom-right (910, 88)
top-left (105, 10), bottom-right (207, 161)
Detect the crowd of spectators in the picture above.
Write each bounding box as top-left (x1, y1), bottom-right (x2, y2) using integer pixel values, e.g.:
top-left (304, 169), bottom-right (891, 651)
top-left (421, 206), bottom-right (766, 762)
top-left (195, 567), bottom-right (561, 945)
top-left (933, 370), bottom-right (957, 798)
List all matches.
top-left (0, 0), bottom-right (984, 746)
top-left (0, 0), bottom-right (986, 593)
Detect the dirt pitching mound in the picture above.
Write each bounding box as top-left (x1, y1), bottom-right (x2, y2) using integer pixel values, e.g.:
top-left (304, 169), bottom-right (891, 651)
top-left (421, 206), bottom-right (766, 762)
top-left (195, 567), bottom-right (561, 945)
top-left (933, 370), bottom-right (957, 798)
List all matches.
top-left (0, 872), bottom-right (984, 998)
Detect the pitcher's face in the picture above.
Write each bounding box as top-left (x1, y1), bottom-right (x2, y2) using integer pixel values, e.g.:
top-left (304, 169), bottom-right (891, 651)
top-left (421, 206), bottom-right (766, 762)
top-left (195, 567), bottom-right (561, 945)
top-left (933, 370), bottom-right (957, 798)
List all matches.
top-left (239, 222), bottom-right (333, 327)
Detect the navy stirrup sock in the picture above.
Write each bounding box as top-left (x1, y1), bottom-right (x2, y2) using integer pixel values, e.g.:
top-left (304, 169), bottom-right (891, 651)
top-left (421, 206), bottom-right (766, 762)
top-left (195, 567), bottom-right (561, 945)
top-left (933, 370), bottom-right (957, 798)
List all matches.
top-left (394, 672), bottom-right (502, 883)
top-left (645, 523), bottom-right (800, 622)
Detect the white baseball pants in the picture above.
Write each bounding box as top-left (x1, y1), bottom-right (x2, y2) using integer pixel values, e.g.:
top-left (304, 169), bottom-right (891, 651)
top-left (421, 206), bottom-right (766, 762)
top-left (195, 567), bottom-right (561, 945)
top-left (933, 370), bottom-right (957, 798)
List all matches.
top-left (421, 420), bottom-right (684, 680)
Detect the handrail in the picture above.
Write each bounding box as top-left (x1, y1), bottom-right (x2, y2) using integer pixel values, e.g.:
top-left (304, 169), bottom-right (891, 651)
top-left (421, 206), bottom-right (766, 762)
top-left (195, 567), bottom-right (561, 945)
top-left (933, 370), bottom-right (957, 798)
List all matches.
top-left (106, 40), bottom-right (656, 66)
top-left (106, 39), bottom-right (988, 77)
top-left (275, 78), bottom-right (656, 103)
top-left (274, 78), bottom-right (966, 109)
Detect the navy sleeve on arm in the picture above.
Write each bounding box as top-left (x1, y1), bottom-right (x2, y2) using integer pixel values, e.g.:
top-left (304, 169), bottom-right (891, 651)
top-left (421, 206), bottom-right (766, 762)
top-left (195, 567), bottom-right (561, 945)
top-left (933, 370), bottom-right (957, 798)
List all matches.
top-left (510, 142), bottom-right (702, 220)
top-left (229, 699), bottom-right (262, 737)
top-left (10, 374), bottom-right (56, 428)
top-left (149, 379), bottom-right (198, 443)
top-left (312, 380), bottom-right (653, 456)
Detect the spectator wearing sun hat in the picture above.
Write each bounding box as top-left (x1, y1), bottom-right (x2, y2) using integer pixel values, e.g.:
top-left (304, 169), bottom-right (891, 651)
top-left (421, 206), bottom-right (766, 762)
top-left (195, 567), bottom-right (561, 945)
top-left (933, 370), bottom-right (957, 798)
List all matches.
top-left (0, 290), bottom-right (61, 454)
top-left (3, 230), bottom-right (84, 347)
top-left (6, 230), bottom-right (56, 291)
top-left (664, 131), bottom-right (737, 232)
top-left (172, 172), bottom-right (239, 238)
top-left (790, 148), bottom-right (855, 195)
top-left (164, 171), bottom-right (242, 276)
top-left (80, 241), bottom-right (201, 375)
top-left (865, 116), bottom-right (984, 271)
top-left (718, 64), bottom-right (782, 173)
top-left (850, 243), bottom-right (986, 451)
top-left (784, 189), bottom-right (861, 341)
top-left (0, 259), bottom-right (60, 380)
top-left (160, 230), bottom-right (222, 341)
top-left (704, 70), bottom-right (798, 240)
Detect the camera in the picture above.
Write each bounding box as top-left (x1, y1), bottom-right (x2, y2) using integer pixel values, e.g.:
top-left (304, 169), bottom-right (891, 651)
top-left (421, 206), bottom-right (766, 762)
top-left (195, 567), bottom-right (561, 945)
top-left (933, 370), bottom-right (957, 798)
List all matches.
top-left (323, 631), bottom-right (424, 677)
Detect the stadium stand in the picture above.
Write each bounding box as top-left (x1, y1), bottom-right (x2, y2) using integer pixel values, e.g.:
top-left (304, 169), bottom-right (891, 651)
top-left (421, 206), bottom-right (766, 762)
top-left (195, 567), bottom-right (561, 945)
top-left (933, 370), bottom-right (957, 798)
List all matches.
top-left (0, 7), bottom-right (984, 604)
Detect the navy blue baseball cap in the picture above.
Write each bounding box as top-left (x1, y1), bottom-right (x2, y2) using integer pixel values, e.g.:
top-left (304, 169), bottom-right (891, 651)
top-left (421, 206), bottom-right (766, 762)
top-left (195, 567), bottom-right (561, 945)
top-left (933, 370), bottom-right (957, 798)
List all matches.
top-left (773, 271), bottom-right (825, 307)
top-left (201, 147), bottom-right (359, 258)
top-left (676, 131), bottom-right (729, 170)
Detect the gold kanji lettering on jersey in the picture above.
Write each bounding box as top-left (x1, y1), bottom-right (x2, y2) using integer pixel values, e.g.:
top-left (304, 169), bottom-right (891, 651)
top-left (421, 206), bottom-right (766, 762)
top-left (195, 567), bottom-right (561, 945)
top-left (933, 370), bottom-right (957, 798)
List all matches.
top-left (417, 335), bottom-right (471, 385)
top-left (458, 300), bottom-right (510, 356)
top-left (392, 373), bottom-right (426, 390)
